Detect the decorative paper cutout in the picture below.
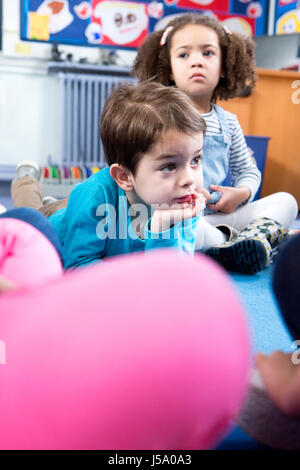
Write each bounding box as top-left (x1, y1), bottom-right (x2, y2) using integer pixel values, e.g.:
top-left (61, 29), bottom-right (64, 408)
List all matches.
top-left (74, 1), bottom-right (92, 20)
top-left (28, 12), bottom-right (50, 41)
top-left (36, 0), bottom-right (74, 34)
top-left (276, 9), bottom-right (300, 34)
top-left (93, 1), bottom-right (148, 46)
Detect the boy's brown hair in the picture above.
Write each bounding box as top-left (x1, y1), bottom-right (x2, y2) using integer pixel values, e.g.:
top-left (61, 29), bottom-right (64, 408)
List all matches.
top-left (132, 14), bottom-right (257, 102)
top-left (100, 81), bottom-right (206, 175)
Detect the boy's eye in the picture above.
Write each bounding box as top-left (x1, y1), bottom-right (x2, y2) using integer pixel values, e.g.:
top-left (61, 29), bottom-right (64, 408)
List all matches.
top-left (192, 156), bottom-right (201, 166)
top-left (161, 163), bottom-right (176, 172)
top-left (193, 156), bottom-right (201, 165)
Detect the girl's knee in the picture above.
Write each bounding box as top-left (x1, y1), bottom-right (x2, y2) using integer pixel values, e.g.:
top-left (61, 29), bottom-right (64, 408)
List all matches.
top-left (278, 192), bottom-right (298, 212)
top-left (258, 192), bottom-right (298, 227)
top-left (278, 192), bottom-right (298, 224)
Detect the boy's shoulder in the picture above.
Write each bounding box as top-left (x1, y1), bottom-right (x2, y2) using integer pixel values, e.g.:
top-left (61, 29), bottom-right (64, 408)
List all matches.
top-left (71, 166), bottom-right (119, 203)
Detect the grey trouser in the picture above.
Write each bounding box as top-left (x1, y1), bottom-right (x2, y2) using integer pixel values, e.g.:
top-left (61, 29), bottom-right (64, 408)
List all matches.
top-left (11, 176), bottom-right (68, 218)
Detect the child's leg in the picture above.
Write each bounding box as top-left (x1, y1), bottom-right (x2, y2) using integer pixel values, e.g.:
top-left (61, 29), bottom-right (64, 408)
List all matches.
top-left (39, 198), bottom-right (68, 218)
top-left (201, 192), bottom-right (298, 274)
top-left (0, 250), bottom-right (250, 450)
top-left (11, 161), bottom-right (68, 218)
top-left (0, 217), bottom-right (63, 289)
top-left (204, 192), bottom-right (298, 231)
top-left (0, 208), bottom-right (62, 259)
top-left (195, 218), bottom-right (228, 251)
top-left (11, 175), bottom-right (44, 210)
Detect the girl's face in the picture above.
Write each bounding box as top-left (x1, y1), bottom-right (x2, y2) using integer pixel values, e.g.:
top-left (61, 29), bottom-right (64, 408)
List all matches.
top-left (169, 24), bottom-right (222, 110)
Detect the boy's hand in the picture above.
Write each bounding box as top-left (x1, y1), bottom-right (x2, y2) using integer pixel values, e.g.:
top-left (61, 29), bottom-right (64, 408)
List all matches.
top-left (0, 275), bottom-right (17, 294)
top-left (207, 185), bottom-right (251, 214)
top-left (150, 191), bottom-right (206, 233)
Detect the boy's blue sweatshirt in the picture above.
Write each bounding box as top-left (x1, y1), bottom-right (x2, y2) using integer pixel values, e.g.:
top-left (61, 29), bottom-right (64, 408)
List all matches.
top-left (49, 167), bottom-right (200, 270)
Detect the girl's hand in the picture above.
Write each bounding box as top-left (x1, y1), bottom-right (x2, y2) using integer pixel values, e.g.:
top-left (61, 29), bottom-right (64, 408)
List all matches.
top-left (0, 275), bottom-right (17, 294)
top-left (207, 185), bottom-right (251, 214)
top-left (150, 191), bottom-right (206, 233)
top-left (255, 351), bottom-right (300, 417)
top-left (199, 187), bottom-right (211, 203)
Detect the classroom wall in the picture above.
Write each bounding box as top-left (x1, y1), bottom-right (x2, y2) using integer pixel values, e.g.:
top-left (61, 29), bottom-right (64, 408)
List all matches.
top-left (254, 34), bottom-right (300, 70)
top-left (0, 0), bottom-right (135, 177)
top-left (0, 57), bottom-right (60, 171)
top-left (0, 0), bottom-right (299, 177)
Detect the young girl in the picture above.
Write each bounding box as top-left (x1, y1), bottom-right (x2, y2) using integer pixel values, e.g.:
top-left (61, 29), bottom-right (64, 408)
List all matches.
top-left (133, 13), bottom-right (298, 272)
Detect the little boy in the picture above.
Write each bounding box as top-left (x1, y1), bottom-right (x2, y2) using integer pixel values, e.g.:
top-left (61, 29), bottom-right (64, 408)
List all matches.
top-left (11, 82), bottom-right (276, 273)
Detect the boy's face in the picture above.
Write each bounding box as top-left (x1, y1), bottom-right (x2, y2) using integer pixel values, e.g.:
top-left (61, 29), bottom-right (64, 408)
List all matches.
top-left (128, 129), bottom-right (204, 208)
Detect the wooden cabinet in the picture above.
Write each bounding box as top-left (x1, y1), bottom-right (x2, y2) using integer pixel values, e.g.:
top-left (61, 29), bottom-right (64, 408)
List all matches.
top-left (218, 68), bottom-right (300, 207)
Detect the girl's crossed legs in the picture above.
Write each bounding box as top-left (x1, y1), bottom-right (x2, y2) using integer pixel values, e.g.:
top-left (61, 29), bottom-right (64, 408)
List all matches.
top-left (203, 192), bottom-right (298, 232)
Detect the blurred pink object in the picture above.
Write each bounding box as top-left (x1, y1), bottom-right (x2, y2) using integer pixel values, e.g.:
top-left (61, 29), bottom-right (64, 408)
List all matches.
top-left (0, 250), bottom-right (250, 449)
top-left (0, 218), bottom-right (62, 289)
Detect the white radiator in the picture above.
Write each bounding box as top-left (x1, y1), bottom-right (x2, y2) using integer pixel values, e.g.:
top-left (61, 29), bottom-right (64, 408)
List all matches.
top-left (59, 72), bottom-right (136, 168)
top-left (42, 72), bottom-right (136, 198)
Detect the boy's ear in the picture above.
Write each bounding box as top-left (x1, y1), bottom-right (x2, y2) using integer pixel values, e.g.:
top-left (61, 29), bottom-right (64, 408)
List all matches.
top-left (110, 164), bottom-right (134, 191)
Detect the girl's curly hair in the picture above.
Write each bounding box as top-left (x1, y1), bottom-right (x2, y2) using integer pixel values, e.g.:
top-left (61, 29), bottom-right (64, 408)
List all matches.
top-left (132, 13), bottom-right (257, 101)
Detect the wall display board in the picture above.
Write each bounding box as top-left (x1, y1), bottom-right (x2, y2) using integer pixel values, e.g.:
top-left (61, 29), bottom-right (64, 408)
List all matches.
top-left (20, 0), bottom-right (270, 52)
top-left (274, 0), bottom-right (300, 35)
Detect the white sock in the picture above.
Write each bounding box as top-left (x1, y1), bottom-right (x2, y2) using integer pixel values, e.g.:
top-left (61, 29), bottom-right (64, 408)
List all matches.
top-left (195, 218), bottom-right (227, 251)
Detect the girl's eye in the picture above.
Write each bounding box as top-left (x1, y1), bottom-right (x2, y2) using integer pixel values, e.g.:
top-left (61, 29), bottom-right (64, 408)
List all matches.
top-left (178, 52), bottom-right (188, 59)
top-left (161, 163), bottom-right (176, 172)
top-left (192, 156), bottom-right (201, 166)
top-left (204, 50), bottom-right (215, 56)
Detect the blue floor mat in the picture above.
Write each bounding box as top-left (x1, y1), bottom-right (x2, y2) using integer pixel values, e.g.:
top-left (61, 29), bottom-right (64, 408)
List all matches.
top-left (231, 267), bottom-right (293, 356)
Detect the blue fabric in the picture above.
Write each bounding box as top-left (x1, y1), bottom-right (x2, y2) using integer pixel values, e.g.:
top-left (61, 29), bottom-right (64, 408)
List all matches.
top-left (49, 167), bottom-right (201, 270)
top-left (215, 425), bottom-right (270, 450)
top-left (202, 104), bottom-right (231, 193)
top-left (0, 207), bottom-right (62, 259)
top-left (202, 105), bottom-right (230, 216)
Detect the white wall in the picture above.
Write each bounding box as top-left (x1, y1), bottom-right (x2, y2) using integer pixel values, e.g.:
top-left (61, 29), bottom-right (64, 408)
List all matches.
top-left (0, 58), bottom-right (61, 167)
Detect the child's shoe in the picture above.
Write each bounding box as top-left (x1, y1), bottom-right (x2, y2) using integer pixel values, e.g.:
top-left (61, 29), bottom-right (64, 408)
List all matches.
top-left (206, 217), bottom-right (294, 274)
top-left (42, 196), bottom-right (58, 206)
top-left (239, 217), bottom-right (294, 251)
top-left (15, 160), bottom-right (40, 181)
top-left (206, 234), bottom-right (271, 275)
top-left (235, 217), bottom-right (295, 264)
